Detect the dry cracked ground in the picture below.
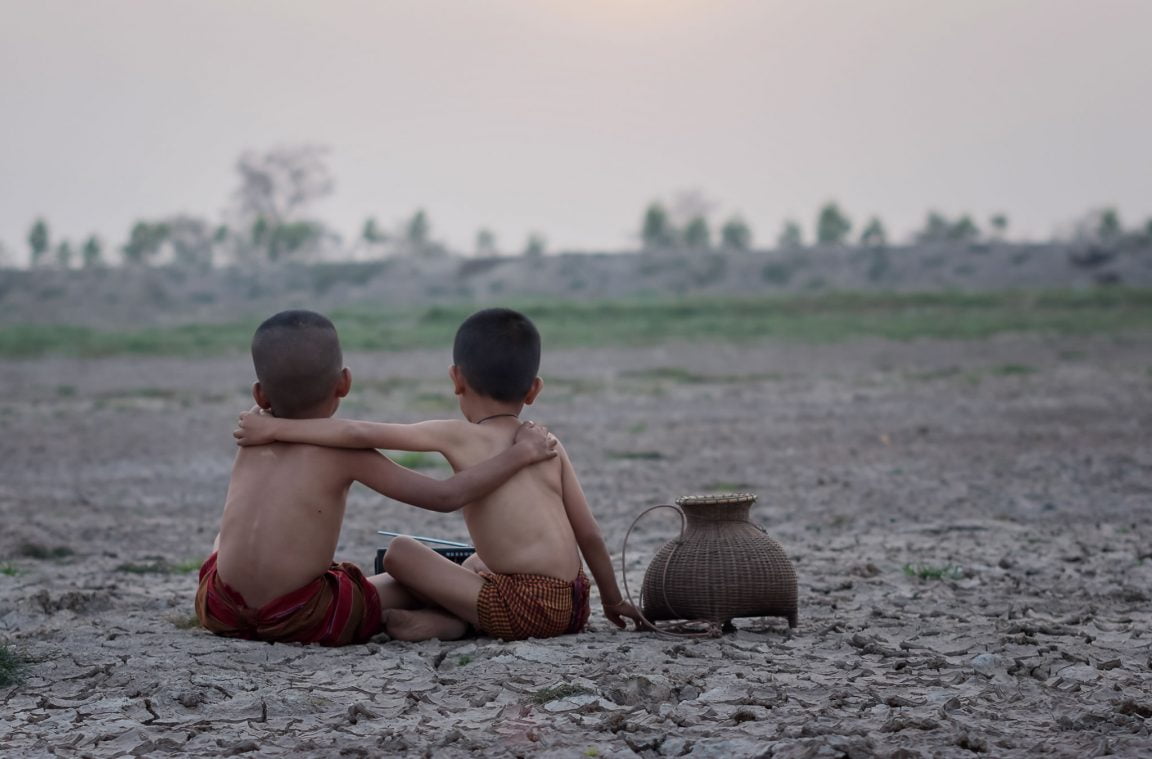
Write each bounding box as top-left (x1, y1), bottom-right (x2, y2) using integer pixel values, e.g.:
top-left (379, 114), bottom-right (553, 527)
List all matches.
top-left (1, 333), bottom-right (1151, 757)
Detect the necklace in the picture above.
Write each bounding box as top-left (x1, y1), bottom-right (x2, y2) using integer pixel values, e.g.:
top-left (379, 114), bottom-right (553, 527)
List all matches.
top-left (474, 413), bottom-right (519, 425)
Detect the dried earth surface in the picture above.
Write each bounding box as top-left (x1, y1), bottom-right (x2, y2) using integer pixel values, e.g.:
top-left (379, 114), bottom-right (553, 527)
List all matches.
top-left (2, 332), bottom-right (1151, 757)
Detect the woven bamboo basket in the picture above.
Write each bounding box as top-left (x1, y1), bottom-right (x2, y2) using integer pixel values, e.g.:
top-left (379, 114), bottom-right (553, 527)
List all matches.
top-left (638, 493), bottom-right (797, 629)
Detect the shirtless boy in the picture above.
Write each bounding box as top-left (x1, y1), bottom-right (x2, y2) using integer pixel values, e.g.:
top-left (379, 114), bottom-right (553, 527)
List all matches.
top-left (198, 309), bottom-right (557, 646)
top-left (235, 307), bottom-right (645, 641)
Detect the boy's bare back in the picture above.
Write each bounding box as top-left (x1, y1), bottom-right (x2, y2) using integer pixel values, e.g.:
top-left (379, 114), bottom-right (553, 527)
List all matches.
top-left (433, 418), bottom-right (581, 581)
top-left (216, 443), bottom-right (375, 608)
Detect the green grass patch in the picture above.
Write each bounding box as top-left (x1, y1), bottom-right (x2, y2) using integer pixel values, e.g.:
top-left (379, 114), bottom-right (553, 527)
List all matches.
top-left (622, 367), bottom-right (709, 384)
top-left (0, 563), bottom-right (23, 577)
top-left (355, 377), bottom-right (426, 395)
top-left (903, 563), bottom-right (963, 581)
top-left (527, 683), bottom-right (594, 704)
top-left (116, 558), bottom-right (201, 574)
top-left (166, 612), bottom-right (202, 630)
top-left (4, 289), bottom-right (1152, 358)
top-left (547, 377), bottom-right (608, 396)
top-left (702, 482), bottom-right (756, 493)
top-left (18, 543), bottom-right (73, 560)
top-left (908, 364), bottom-right (1037, 383)
top-left (409, 392), bottom-right (456, 413)
top-left (988, 363), bottom-right (1036, 376)
top-left (606, 450), bottom-right (664, 461)
top-left (116, 561), bottom-right (173, 574)
top-left (906, 367), bottom-right (964, 381)
top-left (0, 643), bottom-right (25, 687)
top-left (387, 451), bottom-right (448, 470)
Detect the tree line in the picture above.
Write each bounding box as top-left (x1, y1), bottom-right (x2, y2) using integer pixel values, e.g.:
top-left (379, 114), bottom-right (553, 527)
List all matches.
top-left (637, 198), bottom-right (1146, 253)
top-left (11, 146), bottom-right (1152, 270)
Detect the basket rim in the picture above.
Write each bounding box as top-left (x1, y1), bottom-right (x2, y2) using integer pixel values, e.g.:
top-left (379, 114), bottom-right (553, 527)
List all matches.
top-left (675, 492), bottom-right (758, 507)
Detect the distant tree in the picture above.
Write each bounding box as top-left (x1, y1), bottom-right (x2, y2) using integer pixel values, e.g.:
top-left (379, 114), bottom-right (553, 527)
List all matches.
top-left (250, 217), bottom-right (269, 249)
top-left (475, 228), bottom-right (498, 257)
top-left (166, 216), bottom-right (215, 268)
top-left (950, 215), bottom-right (980, 243)
top-left (1071, 207), bottom-right (1124, 246)
top-left (641, 202), bottom-right (675, 250)
top-left (917, 211), bottom-right (981, 244)
top-left (1144, 217), bottom-right (1152, 243)
top-left (1096, 208), bottom-right (1122, 243)
top-left (227, 145), bottom-right (334, 264)
top-left (682, 216), bottom-right (711, 250)
top-left (815, 202), bottom-right (852, 245)
top-left (778, 219), bottom-right (803, 249)
top-left (28, 218), bottom-right (50, 267)
top-left (989, 213), bottom-right (1009, 241)
top-left (122, 221), bottom-right (170, 265)
top-left (81, 236), bottom-right (103, 268)
top-left (406, 210), bottom-right (430, 247)
top-left (719, 216), bottom-right (752, 251)
top-left (916, 211), bottom-right (952, 244)
top-left (523, 233), bottom-right (546, 258)
top-left (250, 217), bottom-right (321, 262)
top-left (669, 190), bottom-right (715, 228)
top-left (55, 241), bottom-right (74, 269)
top-left (362, 217), bottom-right (385, 244)
top-left (233, 145), bottom-right (333, 226)
top-left (859, 217), bottom-right (887, 248)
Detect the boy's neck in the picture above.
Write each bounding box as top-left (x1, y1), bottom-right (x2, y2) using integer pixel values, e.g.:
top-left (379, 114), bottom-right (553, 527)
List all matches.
top-left (461, 398), bottom-right (524, 425)
top-left (273, 400), bottom-right (338, 420)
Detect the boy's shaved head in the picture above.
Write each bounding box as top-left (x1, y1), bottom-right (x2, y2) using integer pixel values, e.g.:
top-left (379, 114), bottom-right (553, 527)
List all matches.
top-left (251, 310), bottom-right (343, 418)
top-left (453, 308), bottom-right (540, 402)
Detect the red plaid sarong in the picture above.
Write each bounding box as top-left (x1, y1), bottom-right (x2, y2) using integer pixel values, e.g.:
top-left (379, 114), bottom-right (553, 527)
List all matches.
top-left (476, 569), bottom-right (590, 641)
top-left (195, 552), bottom-right (381, 646)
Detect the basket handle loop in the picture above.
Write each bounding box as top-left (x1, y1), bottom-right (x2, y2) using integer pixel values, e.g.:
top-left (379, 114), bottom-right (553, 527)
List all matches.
top-left (620, 504), bottom-right (721, 639)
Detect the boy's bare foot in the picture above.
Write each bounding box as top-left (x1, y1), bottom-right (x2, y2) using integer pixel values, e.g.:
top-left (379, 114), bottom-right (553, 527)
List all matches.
top-left (384, 608), bottom-right (470, 641)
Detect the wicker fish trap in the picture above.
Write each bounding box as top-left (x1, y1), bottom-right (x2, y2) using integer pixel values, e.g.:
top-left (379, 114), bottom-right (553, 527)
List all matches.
top-left (628, 493), bottom-right (797, 631)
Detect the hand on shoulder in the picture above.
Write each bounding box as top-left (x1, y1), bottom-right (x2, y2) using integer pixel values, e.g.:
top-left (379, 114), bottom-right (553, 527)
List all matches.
top-left (514, 420), bottom-right (558, 462)
top-left (233, 405), bottom-right (276, 446)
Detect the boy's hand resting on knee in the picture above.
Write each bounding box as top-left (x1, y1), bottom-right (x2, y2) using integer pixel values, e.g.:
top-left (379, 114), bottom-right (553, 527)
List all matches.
top-left (512, 420), bottom-right (559, 462)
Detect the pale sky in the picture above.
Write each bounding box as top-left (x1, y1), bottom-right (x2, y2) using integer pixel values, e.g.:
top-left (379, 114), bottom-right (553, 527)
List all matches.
top-left (2, 0), bottom-right (1150, 264)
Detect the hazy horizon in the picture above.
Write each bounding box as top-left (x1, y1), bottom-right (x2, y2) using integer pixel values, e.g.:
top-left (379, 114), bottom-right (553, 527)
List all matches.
top-left (2, 0), bottom-right (1151, 264)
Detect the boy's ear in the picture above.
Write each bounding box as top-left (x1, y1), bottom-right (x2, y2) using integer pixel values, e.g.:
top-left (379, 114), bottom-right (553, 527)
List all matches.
top-left (449, 365), bottom-right (466, 396)
top-left (335, 367), bottom-right (352, 399)
top-left (523, 377), bottom-right (543, 406)
top-left (251, 382), bottom-right (272, 410)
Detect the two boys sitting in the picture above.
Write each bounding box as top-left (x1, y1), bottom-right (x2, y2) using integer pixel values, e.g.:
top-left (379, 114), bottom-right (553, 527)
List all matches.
top-left (197, 308), bottom-right (643, 645)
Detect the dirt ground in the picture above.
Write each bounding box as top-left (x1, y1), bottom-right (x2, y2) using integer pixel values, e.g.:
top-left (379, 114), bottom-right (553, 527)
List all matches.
top-left (1, 332), bottom-right (1151, 758)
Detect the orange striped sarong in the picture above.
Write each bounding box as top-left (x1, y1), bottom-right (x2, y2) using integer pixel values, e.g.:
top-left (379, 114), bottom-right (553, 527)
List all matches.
top-left (476, 569), bottom-right (590, 641)
top-left (195, 552), bottom-right (381, 646)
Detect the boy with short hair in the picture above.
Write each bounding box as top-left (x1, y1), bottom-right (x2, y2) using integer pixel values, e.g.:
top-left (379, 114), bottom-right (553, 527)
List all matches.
top-left (199, 309), bottom-right (557, 646)
top-left (235, 307), bottom-right (644, 641)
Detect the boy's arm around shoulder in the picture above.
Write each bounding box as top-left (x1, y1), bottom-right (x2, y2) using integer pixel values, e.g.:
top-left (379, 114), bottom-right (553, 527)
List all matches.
top-left (343, 421), bottom-right (557, 513)
top-left (557, 441), bottom-right (645, 630)
top-left (236, 409), bottom-right (469, 454)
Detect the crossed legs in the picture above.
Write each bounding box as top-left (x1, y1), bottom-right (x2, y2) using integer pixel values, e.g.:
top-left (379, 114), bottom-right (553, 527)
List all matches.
top-left (369, 536), bottom-right (488, 641)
